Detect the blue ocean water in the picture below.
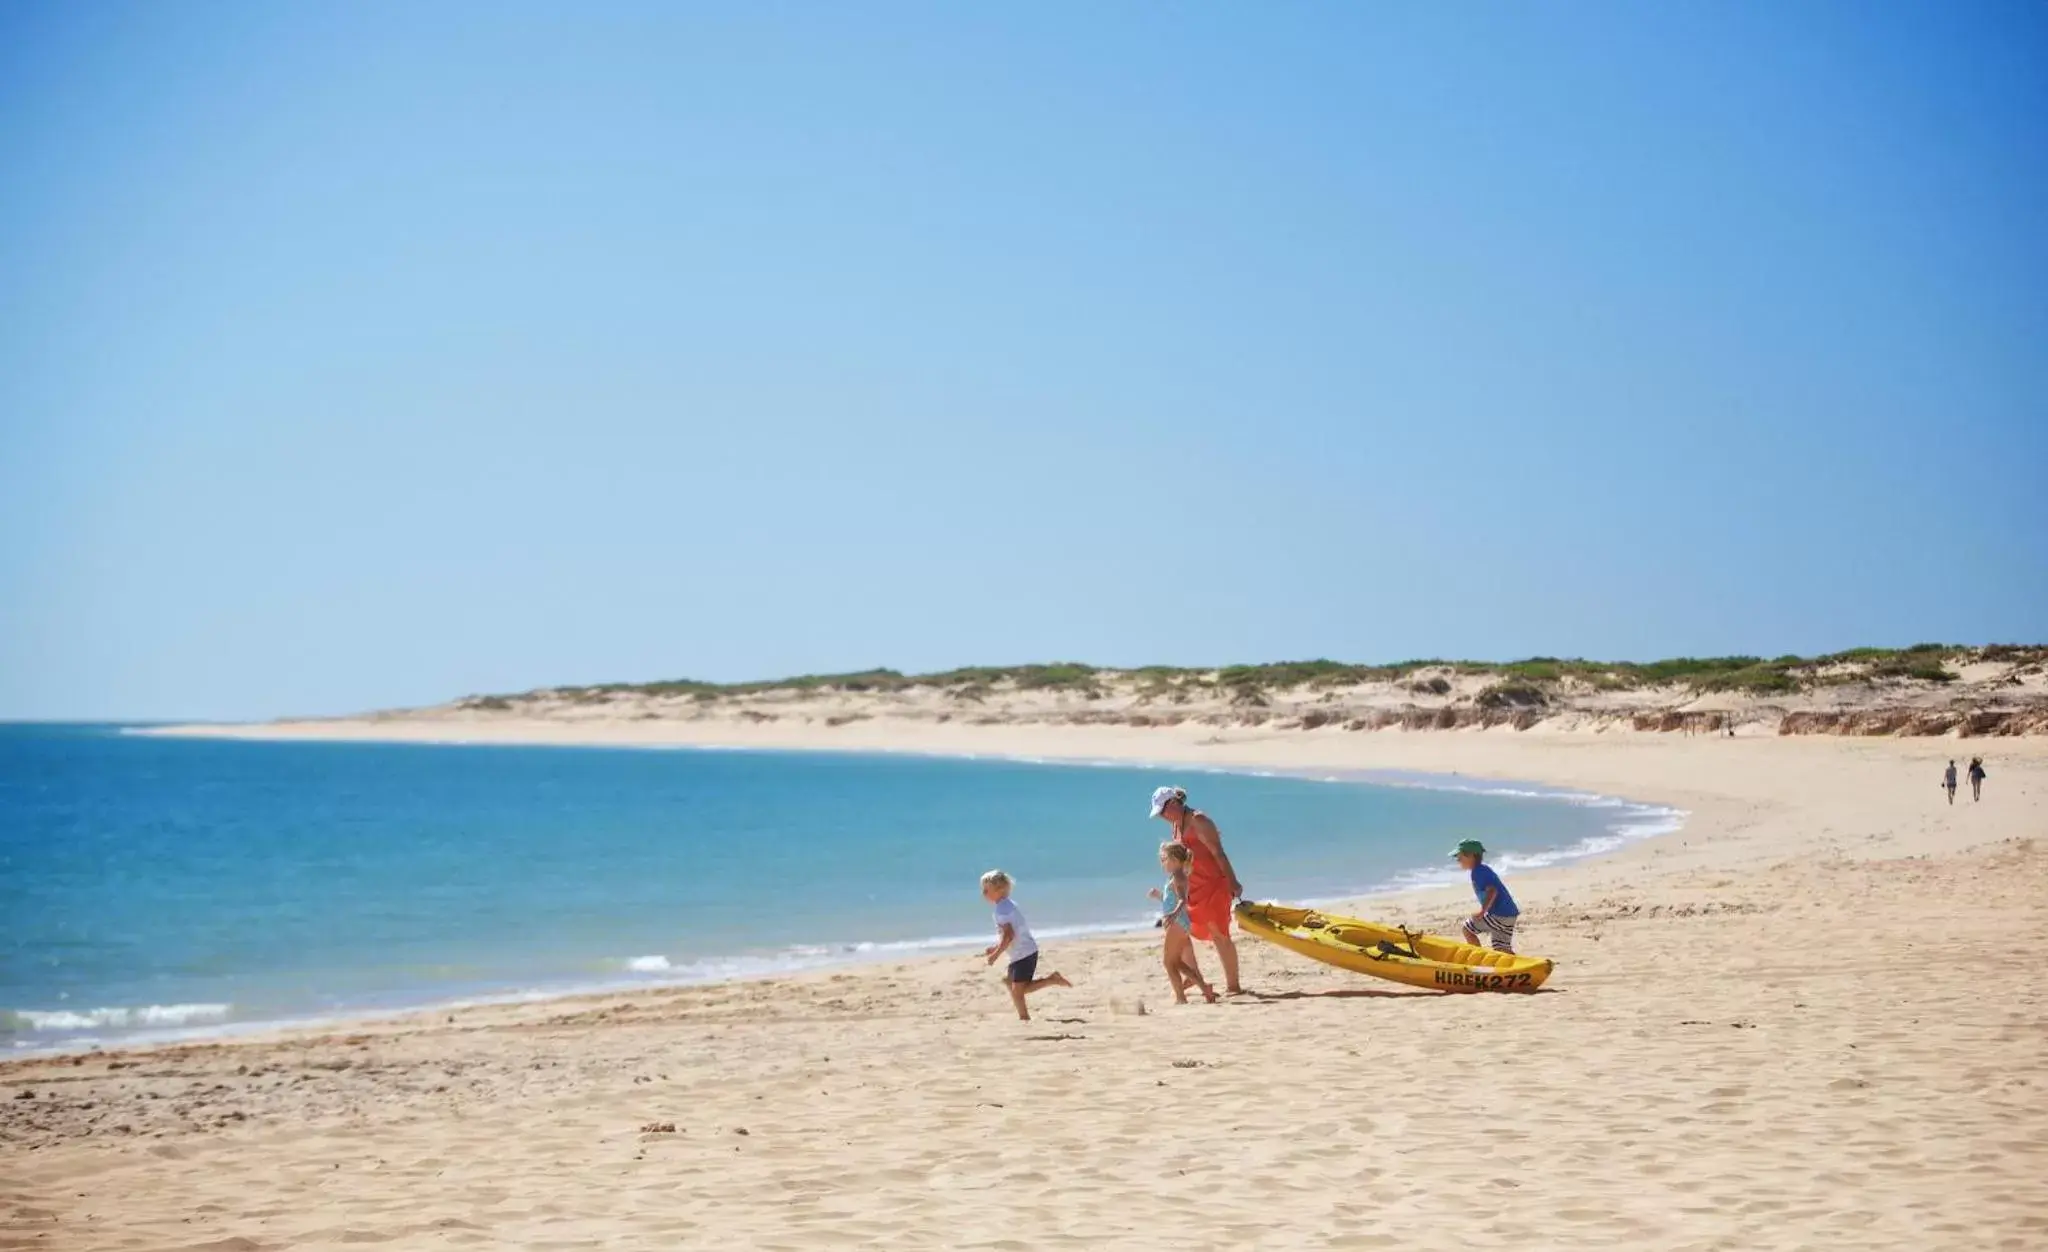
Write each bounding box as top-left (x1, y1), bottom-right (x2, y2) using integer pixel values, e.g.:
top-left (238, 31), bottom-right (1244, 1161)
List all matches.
top-left (0, 724), bottom-right (1678, 1050)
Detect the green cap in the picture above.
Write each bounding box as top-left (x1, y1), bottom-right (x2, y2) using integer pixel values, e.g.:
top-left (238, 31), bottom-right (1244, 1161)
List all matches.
top-left (1451, 839), bottom-right (1486, 857)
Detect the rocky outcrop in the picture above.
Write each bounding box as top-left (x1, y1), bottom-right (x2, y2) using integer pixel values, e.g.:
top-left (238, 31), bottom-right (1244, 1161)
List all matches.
top-left (1054, 702), bottom-right (2045, 737)
top-left (1779, 709), bottom-right (2048, 737)
top-left (1632, 712), bottom-right (1732, 733)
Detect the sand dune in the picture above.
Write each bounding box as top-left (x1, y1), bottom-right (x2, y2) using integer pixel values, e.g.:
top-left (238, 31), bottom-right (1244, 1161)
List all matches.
top-left (142, 646), bottom-right (2048, 747)
top-left (6, 732), bottom-right (2046, 1250)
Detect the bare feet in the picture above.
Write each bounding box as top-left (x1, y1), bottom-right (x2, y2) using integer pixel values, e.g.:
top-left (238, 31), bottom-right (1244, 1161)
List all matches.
top-left (1051, 972), bottom-right (1072, 989)
top-left (1201, 984), bottom-right (1219, 1003)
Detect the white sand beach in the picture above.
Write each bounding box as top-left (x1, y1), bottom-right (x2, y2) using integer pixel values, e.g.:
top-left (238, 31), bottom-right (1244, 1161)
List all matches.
top-left (9, 0), bottom-right (2043, 1245)
top-left (6, 724), bottom-right (2046, 1251)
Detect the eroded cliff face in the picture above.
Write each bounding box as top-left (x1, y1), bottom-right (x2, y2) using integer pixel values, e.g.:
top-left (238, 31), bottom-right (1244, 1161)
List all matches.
top-left (1776, 709), bottom-right (2048, 737)
top-left (410, 648), bottom-right (2048, 739)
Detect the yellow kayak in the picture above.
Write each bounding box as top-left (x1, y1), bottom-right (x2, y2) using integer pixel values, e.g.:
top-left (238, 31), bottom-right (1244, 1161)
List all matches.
top-left (1235, 902), bottom-right (1554, 993)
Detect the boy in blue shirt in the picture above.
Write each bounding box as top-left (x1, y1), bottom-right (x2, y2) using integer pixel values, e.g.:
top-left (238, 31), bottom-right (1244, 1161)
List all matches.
top-left (1453, 839), bottom-right (1521, 954)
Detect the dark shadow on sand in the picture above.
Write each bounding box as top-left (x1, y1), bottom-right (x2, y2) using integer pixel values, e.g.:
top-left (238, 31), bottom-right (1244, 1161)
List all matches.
top-left (1244, 985), bottom-right (1563, 1002)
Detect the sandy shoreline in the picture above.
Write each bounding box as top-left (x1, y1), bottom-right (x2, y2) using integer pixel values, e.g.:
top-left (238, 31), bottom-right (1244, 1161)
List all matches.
top-left (9, 724), bottom-right (2047, 1249)
top-left (24, 728), bottom-right (1688, 1060)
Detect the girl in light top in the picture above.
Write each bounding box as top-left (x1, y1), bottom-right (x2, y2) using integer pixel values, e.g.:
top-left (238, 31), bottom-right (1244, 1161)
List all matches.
top-left (980, 870), bottom-right (1070, 1021)
top-left (1149, 842), bottom-right (1218, 1004)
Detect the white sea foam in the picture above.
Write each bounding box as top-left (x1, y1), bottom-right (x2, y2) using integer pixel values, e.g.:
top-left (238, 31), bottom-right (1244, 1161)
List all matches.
top-left (591, 915), bottom-right (1165, 998)
top-left (7, 1003), bottom-right (232, 1032)
top-left (1245, 765), bottom-right (1690, 909)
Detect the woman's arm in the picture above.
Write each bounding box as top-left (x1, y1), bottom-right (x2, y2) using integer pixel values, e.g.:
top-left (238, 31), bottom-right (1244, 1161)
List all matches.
top-left (1191, 814), bottom-right (1244, 896)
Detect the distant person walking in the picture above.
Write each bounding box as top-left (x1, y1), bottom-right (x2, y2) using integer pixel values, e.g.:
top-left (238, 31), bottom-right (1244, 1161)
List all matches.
top-left (1150, 786), bottom-right (1246, 995)
top-left (1968, 757), bottom-right (1987, 802)
top-left (1942, 760), bottom-right (1958, 805)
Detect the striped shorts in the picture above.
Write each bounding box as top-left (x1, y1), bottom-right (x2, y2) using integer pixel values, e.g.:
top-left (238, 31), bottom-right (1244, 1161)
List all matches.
top-left (1465, 913), bottom-right (1518, 954)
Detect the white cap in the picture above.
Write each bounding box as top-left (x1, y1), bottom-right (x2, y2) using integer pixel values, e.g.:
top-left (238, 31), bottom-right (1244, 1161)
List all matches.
top-left (1149, 785), bottom-right (1186, 818)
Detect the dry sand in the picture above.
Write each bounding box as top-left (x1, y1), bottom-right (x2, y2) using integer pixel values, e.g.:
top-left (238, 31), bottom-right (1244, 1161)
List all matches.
top-left (7, 724), bottom-right (2047, 1250)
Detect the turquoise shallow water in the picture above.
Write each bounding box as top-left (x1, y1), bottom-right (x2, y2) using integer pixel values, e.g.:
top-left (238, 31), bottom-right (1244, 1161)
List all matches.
top-left (0, 725), bottom-right (1678, 1049)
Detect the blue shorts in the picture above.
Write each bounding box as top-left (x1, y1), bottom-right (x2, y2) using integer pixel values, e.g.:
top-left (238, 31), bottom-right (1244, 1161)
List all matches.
top-left (1007, 952), bottom-right (1039, 984)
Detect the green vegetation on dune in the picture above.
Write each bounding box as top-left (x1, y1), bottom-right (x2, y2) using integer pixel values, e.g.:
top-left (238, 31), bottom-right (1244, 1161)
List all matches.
top-left (1216, 660), bottom-right (1404, 688)
top-left (1979, 643), bottom-right (2042, 662)
top-left (459, 644), bottom-right (2041, 708)
top-left (1691, 664), bottom-right (1802, 695)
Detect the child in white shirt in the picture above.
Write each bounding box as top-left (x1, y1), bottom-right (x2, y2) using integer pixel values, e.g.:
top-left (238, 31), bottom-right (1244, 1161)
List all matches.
top-left (980, 870), bottom-right (1071, 1021)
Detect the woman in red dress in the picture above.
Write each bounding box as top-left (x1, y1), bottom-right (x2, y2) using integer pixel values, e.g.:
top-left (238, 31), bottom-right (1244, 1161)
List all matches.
top-left (1149, 786), bottom-right (1246, 995)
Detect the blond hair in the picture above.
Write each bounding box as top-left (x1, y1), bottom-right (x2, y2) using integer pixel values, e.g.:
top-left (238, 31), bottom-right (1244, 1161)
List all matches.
top-left (979, 869), bottom-right (1012, 892)
top-left (1159, 841), bottom-right (1190, 865)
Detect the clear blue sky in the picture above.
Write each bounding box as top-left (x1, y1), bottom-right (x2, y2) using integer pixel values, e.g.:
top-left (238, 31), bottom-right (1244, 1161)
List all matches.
top-left (3, 3), bottom-right (2044, 720)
